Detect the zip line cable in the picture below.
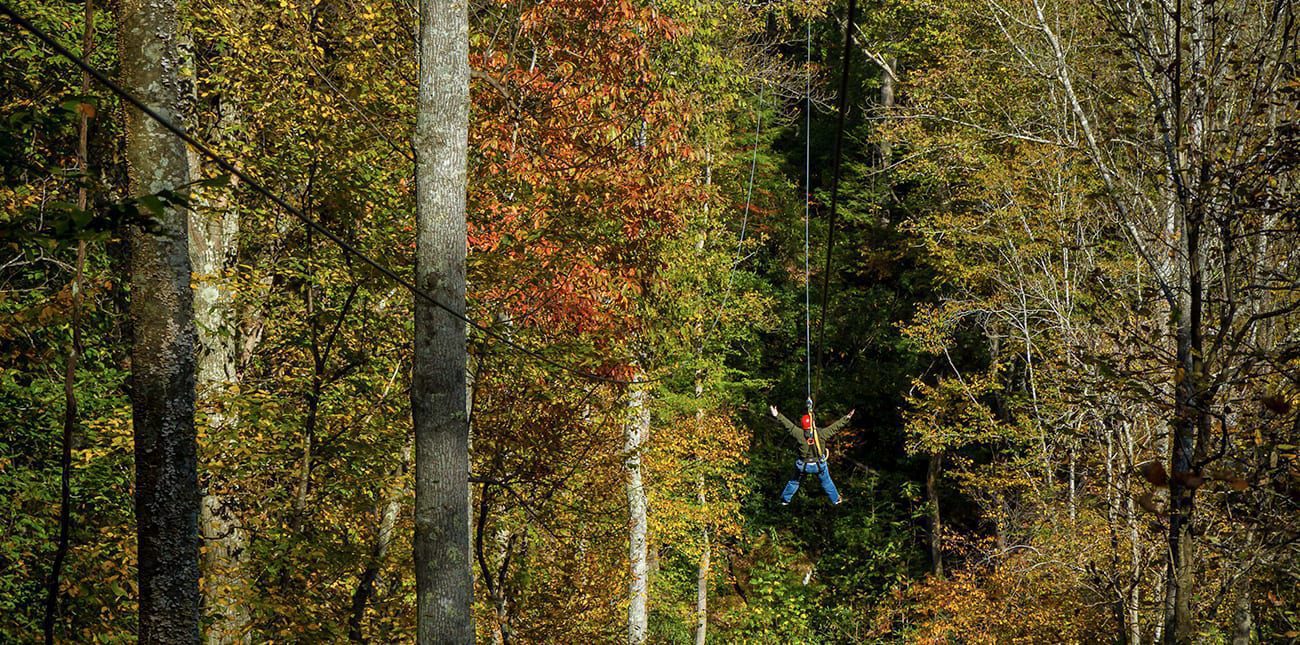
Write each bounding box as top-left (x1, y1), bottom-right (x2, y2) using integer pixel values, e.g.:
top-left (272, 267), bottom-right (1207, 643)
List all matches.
top-left (814, 0), bottom-right (858, 402)
top-left (0, 3), bottom-right (652, 386)
top-left (803, 18), bottom-right (814, 411)
top-left (803, 16), bottom-right (826, 463)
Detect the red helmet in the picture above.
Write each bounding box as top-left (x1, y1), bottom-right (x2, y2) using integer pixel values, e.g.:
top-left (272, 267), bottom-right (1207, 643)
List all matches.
top-left (800, 414), bottom-right (813, 430)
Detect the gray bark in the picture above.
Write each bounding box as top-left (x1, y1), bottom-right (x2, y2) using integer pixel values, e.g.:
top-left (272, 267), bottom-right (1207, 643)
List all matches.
top-left (188, 107), bottom-right (240, 391)
top-left (188, 99), bottom-right (250, 645)
top-left (1229, 585), bottom-right (1252, 645)
top-left (878, 55), bottom-right (895, 166)
top-left (1126, 425), bottom-right (1141, 645)
top-left (1103, 418), bottom-right (1126, 643)
top-left (119, 0), bottom-right (200, 639)
top-left (487, 524), bottom-right (514, 645)
top-left (412, 0), bottom-right (472, 639)
top-left (693, 479), bottom-right (709, 645)
top-left (1068, 442), bottom-right (1077, 522)
top-left (624, 382), bottom-right (649, 645)
top-left (198, 495), bottom-right (249, 644)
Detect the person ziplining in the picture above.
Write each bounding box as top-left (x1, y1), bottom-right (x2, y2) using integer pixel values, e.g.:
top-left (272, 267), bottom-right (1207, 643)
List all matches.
top-left (768, 2), bottom-right (860, 510)
top-left (770, 404), bottom-right (854, 505)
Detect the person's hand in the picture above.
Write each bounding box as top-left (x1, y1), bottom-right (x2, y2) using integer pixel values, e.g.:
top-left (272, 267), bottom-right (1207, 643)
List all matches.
top-left (769, 405), bottom-right (779, 418)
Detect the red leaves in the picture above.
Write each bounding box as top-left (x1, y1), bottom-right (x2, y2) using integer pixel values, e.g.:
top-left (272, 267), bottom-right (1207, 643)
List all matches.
top-left (465, 0), bottom-right (696, 354)
top-left (1137, 460), bottom-right (1251, 492)
top-left (1206, 468), bottom-right (1251, 491)
top-left (1260, 393), bottom-right (1292, 415)
top-left (1136, 460), bottom-right (1168, 487)
top-left (1170, 470), bottom-right (1206, 489)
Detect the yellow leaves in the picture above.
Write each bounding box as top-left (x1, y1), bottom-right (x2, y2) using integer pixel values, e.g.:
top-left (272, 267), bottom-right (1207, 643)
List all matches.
top-left (903, 371), bottom-right (1005, 454)
top-left (878, 559), bottom-right (1108, 643)
top-left (901, 302), bottom-right (959, 355)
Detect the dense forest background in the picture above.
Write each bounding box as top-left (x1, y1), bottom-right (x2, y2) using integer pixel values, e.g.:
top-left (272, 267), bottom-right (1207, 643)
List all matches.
top-left (2, 0), bottom-right (1297, 642)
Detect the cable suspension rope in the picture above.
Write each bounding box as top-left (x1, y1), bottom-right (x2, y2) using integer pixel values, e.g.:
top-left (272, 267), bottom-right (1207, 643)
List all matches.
top-left (0, 2), bottom-right (652, 386)
top-left (803, 18), bottom-right (814, 413)
top-left (814, 0), bottom-right (858, 403)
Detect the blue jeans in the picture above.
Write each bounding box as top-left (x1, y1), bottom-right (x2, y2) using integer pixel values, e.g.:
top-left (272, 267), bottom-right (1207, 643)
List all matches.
top-left (780, 459), bottom-right (840, 504)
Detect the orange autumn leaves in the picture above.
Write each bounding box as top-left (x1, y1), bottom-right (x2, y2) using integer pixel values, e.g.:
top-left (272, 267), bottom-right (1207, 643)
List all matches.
top-left (467, 0), bottom-right (699, 358)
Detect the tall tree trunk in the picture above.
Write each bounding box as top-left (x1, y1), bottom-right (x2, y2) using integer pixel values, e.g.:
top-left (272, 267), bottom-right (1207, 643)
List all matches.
top-left (1067, 440), bottom-right (1077, 522)
top-left (199, 496), bottom-right (249, 644)
top-left (1229, 582), bottom-right (1252, 645)
top-left (624, 380), bottom-right (650, 645)
top-left (412, 0), bottom-right (471, 639)
top-left (120, 0), bottom-right (201, 638)
top-left (878, 55), bottom-right (895, 166)
top-left (692, 362), bottom-right (707, 645)
top-left (1103, 417), bottom-right (1127, 644)
top-left (1163, 2), bottom-right (1211, 639)
top-left (694, 479), bottom-right (710, 645)
top-left (44, 3), bottom-right (94, 641)
top-left (189, 98), bottom-right (250, 645)
top-left (477, 490), bottom-right (521, 645)
top-left (1165, 178), bottom-right (1204, 645)
top-left (926, 450), bottom-right (943, 577)
top-left (1126, 444), bottom-right (1142, 644)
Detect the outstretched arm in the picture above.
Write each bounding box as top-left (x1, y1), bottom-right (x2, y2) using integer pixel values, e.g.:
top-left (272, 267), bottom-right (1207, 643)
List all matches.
top-left (769, 405), bottom-right (803, 443)
top-left (820, 409), bottom-right (856, 440)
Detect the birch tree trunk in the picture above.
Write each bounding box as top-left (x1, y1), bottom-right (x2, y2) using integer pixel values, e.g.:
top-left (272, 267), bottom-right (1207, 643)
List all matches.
top-left (119, 0), bottom-right (200, 638)
top-left (624, 381), bottom-right (650, 645)
top-left (1165, 42), bottom-right (1206, 640)
top-left (693, 479), bottom-right (709, 645)
top-left (1126, 440), bottom-right (1141, 645)
top-left (412, 0), bottom-right (472, 639)
top-left (188, 99), bottom-right (250, 645)
top-left (878, 55), bottom-right (895, 166)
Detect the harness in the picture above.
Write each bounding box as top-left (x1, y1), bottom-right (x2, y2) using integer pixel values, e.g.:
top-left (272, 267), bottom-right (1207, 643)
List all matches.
top-left (796, 404), bottom-right (827, 489)
top-left (806, 399), bottom-right (825, 462)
